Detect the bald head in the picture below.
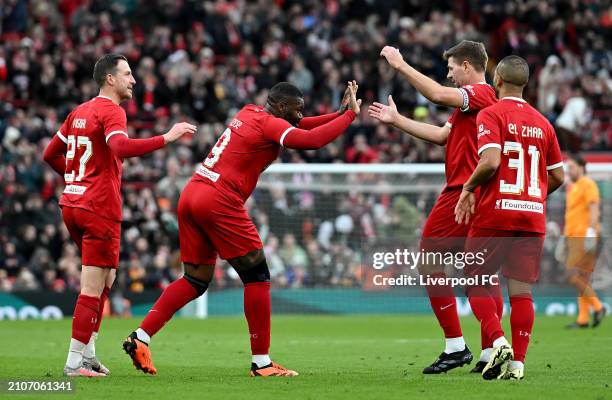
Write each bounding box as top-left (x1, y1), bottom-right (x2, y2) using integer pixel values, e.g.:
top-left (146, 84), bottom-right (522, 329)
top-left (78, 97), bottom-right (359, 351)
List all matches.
top-left (495, 55), bottom-right (529, 87)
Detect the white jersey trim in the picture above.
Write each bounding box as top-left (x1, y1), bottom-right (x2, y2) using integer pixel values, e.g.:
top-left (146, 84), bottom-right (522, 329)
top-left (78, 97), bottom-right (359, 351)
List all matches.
top-left (279, 126), bottom-right (295, 147)
top-left (105, 130), bottom-right (128, 143)
top-left (444, 122), bottom-right (452, 128)
top-left (56, 131), bottom-right (68, 144)
top-left (478, 143), bottom-right (502, 155)
top-left (501, 96), bottom-right (527, 103)
top-left (547, 161), bottom-right (564, 171)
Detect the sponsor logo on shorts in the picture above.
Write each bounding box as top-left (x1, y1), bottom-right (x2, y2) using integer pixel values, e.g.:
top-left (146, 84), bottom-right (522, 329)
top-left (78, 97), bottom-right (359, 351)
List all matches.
top-left (500, 199), bottom-right (543, 214)
top-left (63, 185), bottom-right (87, 195)
top-left (196, 164), bottom-right (220, 182)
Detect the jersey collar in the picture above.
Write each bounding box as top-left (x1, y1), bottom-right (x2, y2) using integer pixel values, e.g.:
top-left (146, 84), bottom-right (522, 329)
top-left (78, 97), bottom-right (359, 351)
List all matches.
top-left (501, 96), bottom-right (527, 103)
top-left (96, 95), bottom-right (113, 101)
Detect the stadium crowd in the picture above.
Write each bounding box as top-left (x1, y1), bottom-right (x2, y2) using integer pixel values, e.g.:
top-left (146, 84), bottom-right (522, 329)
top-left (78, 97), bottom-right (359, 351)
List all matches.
top-left (0, 0), bottom-right (610, 292)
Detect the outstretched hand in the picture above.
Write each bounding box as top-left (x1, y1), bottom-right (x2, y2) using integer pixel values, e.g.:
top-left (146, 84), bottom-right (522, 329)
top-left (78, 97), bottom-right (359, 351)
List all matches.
top-left (163, 122), bottom-right (197, 144)
top-left (368, 95), bottom-right (398, 125)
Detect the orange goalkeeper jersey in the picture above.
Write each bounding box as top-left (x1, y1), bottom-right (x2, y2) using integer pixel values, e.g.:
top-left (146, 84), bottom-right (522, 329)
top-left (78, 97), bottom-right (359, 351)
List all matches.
top-left (564, 176), bottom-right (600, 237)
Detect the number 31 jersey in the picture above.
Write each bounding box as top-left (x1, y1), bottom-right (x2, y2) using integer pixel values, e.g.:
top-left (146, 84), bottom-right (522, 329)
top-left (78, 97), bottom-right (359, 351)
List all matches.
top-left (473, 97), bottom-right (563, 233)
top-left (57, 96), bottom-right (127, 221)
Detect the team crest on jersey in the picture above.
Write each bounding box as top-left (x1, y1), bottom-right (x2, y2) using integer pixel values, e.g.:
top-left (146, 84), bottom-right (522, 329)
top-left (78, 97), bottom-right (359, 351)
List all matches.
top-left (495, 199), bottom-right (501, 209)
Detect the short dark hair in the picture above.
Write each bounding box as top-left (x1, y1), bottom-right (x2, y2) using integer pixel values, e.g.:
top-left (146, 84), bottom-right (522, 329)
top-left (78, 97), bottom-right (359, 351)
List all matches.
top-left (443, 40), bottom-right (488, 72)
top-left (267, 82), bottom-right (303, 105)
top-left (568, 153), bottom-right (586, 168)
top-left (496, 55), bottom-right (530, 87)
top-left (93, 54), bottom-right (128, 88)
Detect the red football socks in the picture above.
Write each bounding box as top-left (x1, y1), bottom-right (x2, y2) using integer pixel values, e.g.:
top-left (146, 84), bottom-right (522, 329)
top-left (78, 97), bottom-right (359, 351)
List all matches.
top-left (468, 287), bottom-right (504, 346)
top-left (510, 294), bottom-right (534, 362)
top-left (140, 277), bottom-right (198, 337)
top-left (425, 273), bottom-right (463, 338)
top-left (244, 282), bottom-right (271, 355)
top-left (93, 286), bottom-right (110, 334)
top-left (72, 294), bottom-right (100, 344)
top-left (481, 284), bottom-right (504, 349)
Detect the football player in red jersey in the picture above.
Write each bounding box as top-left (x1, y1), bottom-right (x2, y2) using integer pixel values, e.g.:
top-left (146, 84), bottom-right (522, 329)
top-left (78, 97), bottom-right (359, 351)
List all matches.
top-left (123, 81), bottom-right (361, 377)
top-left (455, 55), bottom-right (565, 380)
top-left (43, 54), bottom-right (196, 377)
top-left (369, 41), bottom-right (499, 374)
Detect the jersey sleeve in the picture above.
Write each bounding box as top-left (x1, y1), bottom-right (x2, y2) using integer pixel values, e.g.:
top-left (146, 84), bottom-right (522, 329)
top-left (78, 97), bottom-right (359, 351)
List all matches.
top-left (298, 112), bottom-right (340, 130)
top-left (545, 125), bottom-right (564, 171)
top-left (262, 111), bottom-right (356, 150)
top-left (56, 112), bottom-right (72, 144)
top-left (476, 108), bottom-right (502, 155)
top-left (261, 116), bottom-right (295, 145)
top-left (446, 110), bottom-right (456, 128)
top-left (100, 104), bottom-right (129, 143)
top-left (458, 84), bottom-right (492, 113)
top-left (584, 180), bottom-right (600, 205)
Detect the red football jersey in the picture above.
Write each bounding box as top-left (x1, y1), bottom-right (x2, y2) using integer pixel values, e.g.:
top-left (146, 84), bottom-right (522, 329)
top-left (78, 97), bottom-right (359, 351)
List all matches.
top-left (472, 97), bottom-right (563, 233)
top-left (192, 104), bottom-right (308, 202)
top-left (57, 96), bottom-right (128, 221)
top-left (445, 83), bottom-right (497, 189)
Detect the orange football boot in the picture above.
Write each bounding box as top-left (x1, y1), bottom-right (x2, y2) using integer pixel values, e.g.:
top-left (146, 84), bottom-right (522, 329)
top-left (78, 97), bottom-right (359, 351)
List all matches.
top-left (249, 361), bottom-right (299, 377)
top-left (123, 332), bottom-right (157, 375)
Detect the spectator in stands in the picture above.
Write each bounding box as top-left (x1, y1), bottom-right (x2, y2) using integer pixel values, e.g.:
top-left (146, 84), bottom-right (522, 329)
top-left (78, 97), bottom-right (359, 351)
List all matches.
top-left (0, 0), bottom-right (609, 293)
top-left (556, 86), bottom-right (591, 152)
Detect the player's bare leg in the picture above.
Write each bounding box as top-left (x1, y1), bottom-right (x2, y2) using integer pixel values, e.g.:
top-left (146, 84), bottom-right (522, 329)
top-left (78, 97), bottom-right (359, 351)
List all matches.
top-left (124, 263), bottom-right (213, 375)
top-left (83, 268), bottom-right (115, 376)
top-left (64, 266), bottom-right (109, 377)
top-left (229, 250), bottom-right (298, 377)
top-left (419, 261), bottom-right (472, 374)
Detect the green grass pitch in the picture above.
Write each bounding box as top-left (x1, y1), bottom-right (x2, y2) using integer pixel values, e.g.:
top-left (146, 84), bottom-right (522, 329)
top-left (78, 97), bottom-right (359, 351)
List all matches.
top-left (0, 315), bottom-right (610, 400)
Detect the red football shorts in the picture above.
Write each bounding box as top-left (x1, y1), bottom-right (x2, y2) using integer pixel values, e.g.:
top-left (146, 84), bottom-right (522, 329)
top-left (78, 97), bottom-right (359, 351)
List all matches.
top-left (464, 226), bottom-right (545, 283)
top-left (61, 206), bottom-right (121, 268)
top-left (178, 181), bottom-right (263, 265)
top-left (420, 187), bottom-right (473, 252)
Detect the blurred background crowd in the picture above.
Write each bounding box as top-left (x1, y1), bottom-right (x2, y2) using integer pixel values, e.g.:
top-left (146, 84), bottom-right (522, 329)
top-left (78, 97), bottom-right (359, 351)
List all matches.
top-left (1, 0), bottom-right (610, 293)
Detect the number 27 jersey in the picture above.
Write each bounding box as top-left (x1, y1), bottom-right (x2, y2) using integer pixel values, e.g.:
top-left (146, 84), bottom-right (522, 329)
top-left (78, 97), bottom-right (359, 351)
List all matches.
top-left (473, 97), bottom-right (563, 233)
top-left (57, 96), bottom-right (128, 221)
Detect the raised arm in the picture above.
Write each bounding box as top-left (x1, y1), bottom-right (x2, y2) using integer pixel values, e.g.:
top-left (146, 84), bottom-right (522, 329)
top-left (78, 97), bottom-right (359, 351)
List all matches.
top-left (106, 122), bottom-right (196, 158)
top-left (380, 46), bottom-right (464, 108)
top-left (265, 81), bottom-right (361, 150)
top-left (368, 95), bottom-right (450, 145)
top-left (297, 82), bottom-right (358, 129)
top-left (298, 112), bottom-right (340, 130)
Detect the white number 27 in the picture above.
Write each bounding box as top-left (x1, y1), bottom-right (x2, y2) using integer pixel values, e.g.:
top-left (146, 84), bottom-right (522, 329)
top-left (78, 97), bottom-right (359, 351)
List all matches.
top-left (64, 136), bottom-right (92, 183)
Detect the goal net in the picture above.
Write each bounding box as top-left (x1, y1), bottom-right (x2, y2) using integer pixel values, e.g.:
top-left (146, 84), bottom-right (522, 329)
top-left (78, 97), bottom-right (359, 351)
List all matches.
top-left (191, 163), bottom-right (612, 316)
